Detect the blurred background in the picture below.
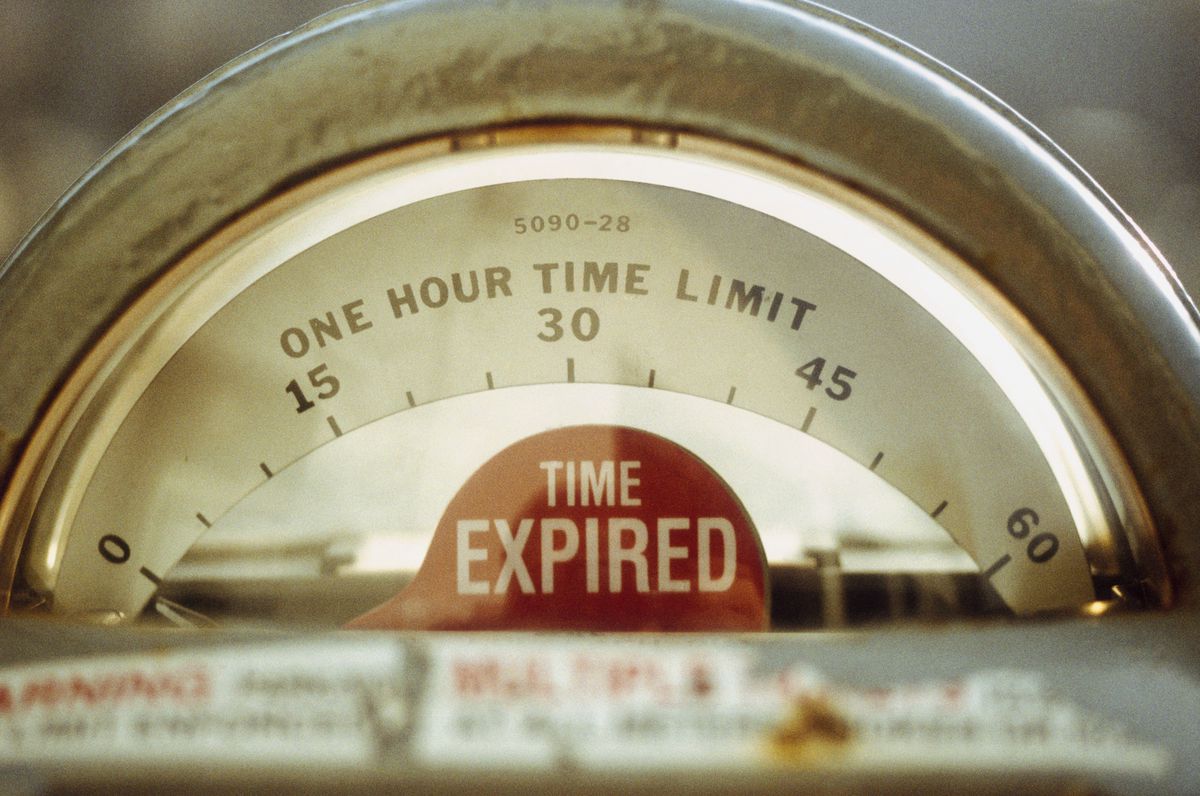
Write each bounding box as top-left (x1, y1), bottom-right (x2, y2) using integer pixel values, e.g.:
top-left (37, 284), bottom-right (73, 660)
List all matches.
top-left (1, 1), bottom-right (1197, 295)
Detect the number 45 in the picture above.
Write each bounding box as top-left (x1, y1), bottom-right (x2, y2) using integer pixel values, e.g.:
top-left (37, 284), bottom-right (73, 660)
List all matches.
top-left (796, 357), bottom-right (856, 401)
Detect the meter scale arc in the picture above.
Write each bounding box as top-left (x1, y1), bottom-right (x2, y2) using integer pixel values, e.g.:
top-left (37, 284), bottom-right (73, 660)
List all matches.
top-left (3, 128), bottom-right (1158, 630)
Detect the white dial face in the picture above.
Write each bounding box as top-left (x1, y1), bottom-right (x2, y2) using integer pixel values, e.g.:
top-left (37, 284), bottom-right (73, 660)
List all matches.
top-left (19, 135), bottom-right (1131, 629)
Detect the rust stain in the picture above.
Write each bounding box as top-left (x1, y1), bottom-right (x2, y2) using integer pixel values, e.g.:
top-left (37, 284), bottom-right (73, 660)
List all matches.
top-left (767, 694), bottom-right (854, 764)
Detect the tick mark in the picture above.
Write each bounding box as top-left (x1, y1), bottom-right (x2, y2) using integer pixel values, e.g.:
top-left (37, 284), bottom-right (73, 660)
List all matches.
top-left (260, 462), bottom-right (274, 479)
top-left (155, 596), bottom-right (218, 629)
top-left (486, 371), bottom-right (495, 390)
top-left (869, 452), bottom-right (884, 471)
top-left (139, 566), bottom-right (162, 586)
top-left (726, 386), bottom-right (737, 405)
top-left (567, 357), bottom-right (575, 383)
top-left (801, 406), bottom-right (817, 433)
top-left (932, 500), bottom-right (949, 519)
top-left (406, 390), bottom-right (417, 408)
top-left (648, 369), bottom-right (657, 388)
top-left (327, 415), bottom-right (343, 437)
top-left (196, 513), bottom-right (211, 528)
top-left (982, 554), bottom-right (1012, 580)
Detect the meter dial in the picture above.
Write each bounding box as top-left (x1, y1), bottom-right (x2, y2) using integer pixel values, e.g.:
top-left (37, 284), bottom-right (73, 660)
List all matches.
top-left (0, 127), bottom-right (1164, 630)
top-left (0, 0), bottom-right (1193, 637)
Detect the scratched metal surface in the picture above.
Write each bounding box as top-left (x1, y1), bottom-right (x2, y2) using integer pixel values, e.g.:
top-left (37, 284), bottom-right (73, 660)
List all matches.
top-left (2, 0), bottom-right (1196, 295)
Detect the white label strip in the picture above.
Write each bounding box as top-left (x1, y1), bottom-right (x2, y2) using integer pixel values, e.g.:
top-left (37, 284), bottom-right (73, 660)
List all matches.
top-left (0, 636), bottom-right (1171, 779)
top-left (415, 638), bottom-right (1169, 777)
top-left (0, 639), bottom-right (403, 765)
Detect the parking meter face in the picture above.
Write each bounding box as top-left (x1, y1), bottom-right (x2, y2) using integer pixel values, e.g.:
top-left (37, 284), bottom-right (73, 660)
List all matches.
top-left (0, 7), bottom-right (1197, 790)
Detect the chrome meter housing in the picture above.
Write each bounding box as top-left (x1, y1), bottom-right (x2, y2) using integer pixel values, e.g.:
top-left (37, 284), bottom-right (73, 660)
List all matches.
top-left (0, 0), bottom-right (1198, 791)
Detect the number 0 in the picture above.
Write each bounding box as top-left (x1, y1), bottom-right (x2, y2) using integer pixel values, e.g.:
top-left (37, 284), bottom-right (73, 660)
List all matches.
top-left (98, 534), bottom-right (131, 564)
top-left (1026, 532), bottom-right (1059, 563)
top-left (570, 308), bottom-right (599, 341)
